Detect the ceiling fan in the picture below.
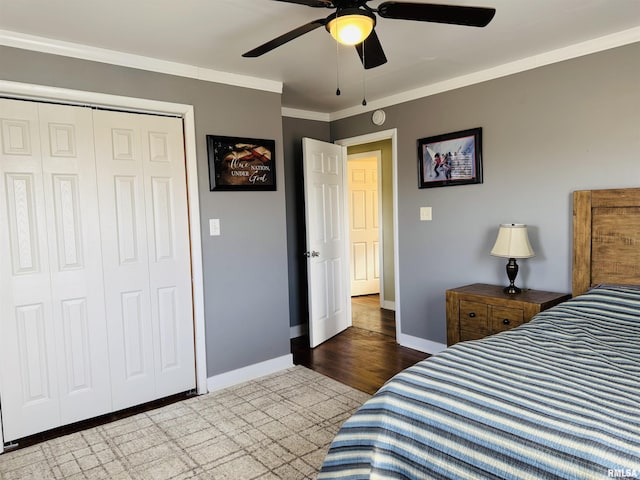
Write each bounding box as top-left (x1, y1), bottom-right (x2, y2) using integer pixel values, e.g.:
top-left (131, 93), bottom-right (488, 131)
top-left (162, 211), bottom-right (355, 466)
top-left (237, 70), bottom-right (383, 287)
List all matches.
top-left (242, 1), bottom-right (496, 69)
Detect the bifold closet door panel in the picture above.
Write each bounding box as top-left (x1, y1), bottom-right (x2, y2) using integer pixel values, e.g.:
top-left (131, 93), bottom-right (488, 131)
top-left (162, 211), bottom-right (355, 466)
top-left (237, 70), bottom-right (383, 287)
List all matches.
top-left (0, 99), bottom-right (60, 441)
top-left (38, 103), bottom-right (112, 425)
top-left (93, 110), bottom-right (195, 411)
top-left (140, 114), bottom-right (195, 399)
top-left (0, 99), bottom-right (111, 441)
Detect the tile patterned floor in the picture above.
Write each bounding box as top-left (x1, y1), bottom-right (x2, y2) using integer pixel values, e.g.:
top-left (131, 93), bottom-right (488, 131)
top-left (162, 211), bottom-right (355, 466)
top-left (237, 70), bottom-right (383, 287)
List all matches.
top-left (0, 366), bottom-right (370, 480)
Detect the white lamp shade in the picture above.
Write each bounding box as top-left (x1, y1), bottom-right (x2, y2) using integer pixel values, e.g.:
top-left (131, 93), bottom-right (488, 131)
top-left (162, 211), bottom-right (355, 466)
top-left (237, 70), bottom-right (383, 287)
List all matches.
top-left (490, 223), bottom-right (535, 259)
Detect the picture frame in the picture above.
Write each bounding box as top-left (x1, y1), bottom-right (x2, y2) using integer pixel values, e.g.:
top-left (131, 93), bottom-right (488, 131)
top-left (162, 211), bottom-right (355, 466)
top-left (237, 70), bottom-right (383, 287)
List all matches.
top-left (207, 135), bottom-right (276, 191)
top-left (417, 127), bottom-right (483, 188)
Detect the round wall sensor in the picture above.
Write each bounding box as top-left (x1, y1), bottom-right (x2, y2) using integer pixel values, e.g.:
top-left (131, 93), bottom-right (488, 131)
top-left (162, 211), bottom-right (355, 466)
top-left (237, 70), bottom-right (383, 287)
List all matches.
top-left (372, 109), bottom-right (386, 126)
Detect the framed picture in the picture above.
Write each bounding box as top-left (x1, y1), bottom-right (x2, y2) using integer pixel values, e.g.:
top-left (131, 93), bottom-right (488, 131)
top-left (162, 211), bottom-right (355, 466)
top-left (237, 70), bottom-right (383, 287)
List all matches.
top-left (417, 127), bottom-right (483, 188)
top-left (207, 135), bottom-right (276, 191)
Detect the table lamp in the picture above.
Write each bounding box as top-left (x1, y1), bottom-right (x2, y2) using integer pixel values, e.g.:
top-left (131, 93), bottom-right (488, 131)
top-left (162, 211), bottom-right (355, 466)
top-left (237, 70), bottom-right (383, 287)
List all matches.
top-left (490, 223), bottom-right (535, 294)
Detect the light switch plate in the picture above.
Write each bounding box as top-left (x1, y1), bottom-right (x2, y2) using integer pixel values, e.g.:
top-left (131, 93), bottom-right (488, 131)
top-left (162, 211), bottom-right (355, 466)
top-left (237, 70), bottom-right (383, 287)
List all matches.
top-left (420, 207), bottom-right (432, 221)
top-left (209, 218), bottom-right (220, 236)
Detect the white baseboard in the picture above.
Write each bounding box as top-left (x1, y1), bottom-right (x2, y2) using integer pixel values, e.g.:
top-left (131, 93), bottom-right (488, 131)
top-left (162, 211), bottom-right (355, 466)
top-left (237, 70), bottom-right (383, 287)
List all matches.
top-left (206, 354), bottom-right (294, 393)
top-left (382, 300), bottom-right (396, 311)
top-left (397, 333), bottom-right (447, 355)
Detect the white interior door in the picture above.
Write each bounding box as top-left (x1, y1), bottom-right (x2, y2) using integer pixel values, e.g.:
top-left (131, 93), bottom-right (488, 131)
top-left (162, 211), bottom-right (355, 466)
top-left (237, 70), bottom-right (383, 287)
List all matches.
top-left (93, 110), bottom-right (195, 411)
top-left (303, 138), bottom-right (350, 348)
top-left (0, 99), bottom-right (111, 440)
top-left (348, 156), bottom-right (380, 296)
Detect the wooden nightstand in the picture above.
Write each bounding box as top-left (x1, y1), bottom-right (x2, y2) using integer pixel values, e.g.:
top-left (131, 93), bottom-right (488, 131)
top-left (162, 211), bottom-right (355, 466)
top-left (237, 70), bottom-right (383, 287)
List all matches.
top-left (446, 283), bottom-right (571, 346)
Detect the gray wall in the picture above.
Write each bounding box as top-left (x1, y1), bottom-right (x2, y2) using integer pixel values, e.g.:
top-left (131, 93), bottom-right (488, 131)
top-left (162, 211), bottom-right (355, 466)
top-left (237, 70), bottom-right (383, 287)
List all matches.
top-left (331, 42), bottom-right (640, 346)
top-left (282, 117), bottom-right (330, 330)
top-left (2, 46), bottom-right (291, 376)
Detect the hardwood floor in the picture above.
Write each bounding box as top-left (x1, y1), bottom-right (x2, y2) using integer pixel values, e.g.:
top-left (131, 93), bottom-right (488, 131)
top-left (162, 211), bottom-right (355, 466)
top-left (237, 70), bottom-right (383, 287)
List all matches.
top-left (351, 294), bottom-right (396, 337)
top-left (291, 295), bottom-right (430, 394)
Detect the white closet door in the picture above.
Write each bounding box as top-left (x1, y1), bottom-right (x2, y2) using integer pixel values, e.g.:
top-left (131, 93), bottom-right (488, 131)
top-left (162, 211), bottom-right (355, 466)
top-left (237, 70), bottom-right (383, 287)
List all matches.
top-left (0, 99), bottom-right (111, 441)
top-left (0, 99), bottom-right (59, 440)
top-left (141, 114), bottom-right (195, 398)
top-left (1, 101), bottom-right (195, 441)
top-left (93, 110), bottom-right (195, 410)
top-left (38, 103), bottom-right (112, 425)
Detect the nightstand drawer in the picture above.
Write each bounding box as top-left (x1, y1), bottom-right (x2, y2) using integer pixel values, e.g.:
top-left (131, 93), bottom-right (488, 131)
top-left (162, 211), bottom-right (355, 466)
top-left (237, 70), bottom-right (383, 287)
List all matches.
top-left (459, 300), bottom-right (489, 340)
top-left (490, 306), bottom-right (524, 333)
top-left (459, 300), bottom-right (488, 330)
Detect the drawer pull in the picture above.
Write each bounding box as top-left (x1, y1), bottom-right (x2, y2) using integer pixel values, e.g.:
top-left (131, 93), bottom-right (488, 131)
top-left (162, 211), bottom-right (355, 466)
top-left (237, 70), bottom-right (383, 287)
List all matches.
top-left (468, 312), bottom-right (476, 318)
top-left (502, 318), bottom-right (510, 325)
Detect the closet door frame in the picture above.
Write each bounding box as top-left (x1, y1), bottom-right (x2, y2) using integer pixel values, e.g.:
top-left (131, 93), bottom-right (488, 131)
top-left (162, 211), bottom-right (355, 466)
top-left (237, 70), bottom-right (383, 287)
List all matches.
top-left (0, 80), bottom-right (207, 453)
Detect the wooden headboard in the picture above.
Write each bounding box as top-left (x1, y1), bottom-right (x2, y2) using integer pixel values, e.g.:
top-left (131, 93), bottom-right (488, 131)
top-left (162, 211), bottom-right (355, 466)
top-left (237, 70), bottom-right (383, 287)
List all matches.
top-left (573, 187), bottom-right (640, 296)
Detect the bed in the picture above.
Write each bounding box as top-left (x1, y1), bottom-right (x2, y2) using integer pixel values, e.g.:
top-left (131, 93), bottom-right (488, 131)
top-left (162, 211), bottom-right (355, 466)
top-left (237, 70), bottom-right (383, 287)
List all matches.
top-left (319, 187), bottom-right (640, 480)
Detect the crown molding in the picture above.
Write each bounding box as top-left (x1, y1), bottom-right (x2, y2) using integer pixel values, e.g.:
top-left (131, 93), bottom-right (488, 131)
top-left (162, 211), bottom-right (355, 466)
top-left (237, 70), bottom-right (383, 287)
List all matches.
top-left (0, 29), bottom-right (282, 94)
top-left (281, 107), bottom-right (331, 122)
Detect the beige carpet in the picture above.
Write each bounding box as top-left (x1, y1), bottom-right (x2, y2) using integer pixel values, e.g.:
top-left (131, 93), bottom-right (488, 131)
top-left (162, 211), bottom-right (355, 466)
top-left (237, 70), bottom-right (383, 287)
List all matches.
top-left (0, 366), bottom-right (370, 480)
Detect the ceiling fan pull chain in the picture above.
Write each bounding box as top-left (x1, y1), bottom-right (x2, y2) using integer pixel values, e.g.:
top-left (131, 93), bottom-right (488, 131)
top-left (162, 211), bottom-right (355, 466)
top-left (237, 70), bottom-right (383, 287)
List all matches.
top-left (361, 40), bottom-right (367, 106)
top-left (335, 16), bottom-right (341, 96)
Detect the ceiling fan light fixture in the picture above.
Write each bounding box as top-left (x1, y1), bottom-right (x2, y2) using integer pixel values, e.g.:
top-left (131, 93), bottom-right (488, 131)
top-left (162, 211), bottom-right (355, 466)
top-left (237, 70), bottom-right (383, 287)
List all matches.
top-left (327, 9), bottom-right (375, 46)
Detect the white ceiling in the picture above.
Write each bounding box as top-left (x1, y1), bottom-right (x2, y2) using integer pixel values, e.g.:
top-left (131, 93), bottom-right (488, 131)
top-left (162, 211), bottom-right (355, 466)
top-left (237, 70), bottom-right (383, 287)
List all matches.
top-left (1, 0), bottom-right (639, 117)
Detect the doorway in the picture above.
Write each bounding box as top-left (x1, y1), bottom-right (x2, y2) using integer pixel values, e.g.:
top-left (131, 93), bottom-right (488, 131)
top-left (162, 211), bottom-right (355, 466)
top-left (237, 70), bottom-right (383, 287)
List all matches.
top-left (346, 150), bottom-right (396, 339)
top-left (292, 129), bottom-right (420, 391)
top-left (299, 131), bottom-right (398, 347)
top-left (340, 131), bottom-right (398, 340)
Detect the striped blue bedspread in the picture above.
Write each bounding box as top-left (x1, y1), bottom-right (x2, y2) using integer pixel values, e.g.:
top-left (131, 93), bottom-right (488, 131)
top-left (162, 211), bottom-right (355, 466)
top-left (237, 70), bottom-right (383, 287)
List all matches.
top-left (319, 285), bottom-right (640, 479)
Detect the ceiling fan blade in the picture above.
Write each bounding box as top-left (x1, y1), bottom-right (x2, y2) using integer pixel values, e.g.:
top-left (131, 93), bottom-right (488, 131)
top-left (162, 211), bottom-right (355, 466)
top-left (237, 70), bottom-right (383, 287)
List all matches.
top-left (355, 30), bottom-right (388, 69)
top-left (377, 2), bottom-right (496, 27)
top-left (242, 18), bottom-right (327, 57)
top-left (272, 0), bottom-right (333, 7)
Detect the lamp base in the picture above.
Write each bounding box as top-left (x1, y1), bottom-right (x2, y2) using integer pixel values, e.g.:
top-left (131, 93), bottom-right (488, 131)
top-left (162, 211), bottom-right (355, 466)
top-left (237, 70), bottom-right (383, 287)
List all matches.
top-left (504, 257), bottom-right (521, 295)
top-left (503, 285), bottom-right (522, 294)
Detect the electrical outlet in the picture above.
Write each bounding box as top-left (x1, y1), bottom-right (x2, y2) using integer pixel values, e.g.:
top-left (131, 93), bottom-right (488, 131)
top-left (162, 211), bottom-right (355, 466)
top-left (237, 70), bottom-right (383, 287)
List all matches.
top-left (420, 207), bottom-right (432, 221)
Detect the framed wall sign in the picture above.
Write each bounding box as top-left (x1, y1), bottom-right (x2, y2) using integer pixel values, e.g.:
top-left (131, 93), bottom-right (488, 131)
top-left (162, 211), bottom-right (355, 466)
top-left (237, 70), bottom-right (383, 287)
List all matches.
top-left (417, 127), bottom-right (483, 188)
top-left (207, 135), bottom-right (276, 191)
